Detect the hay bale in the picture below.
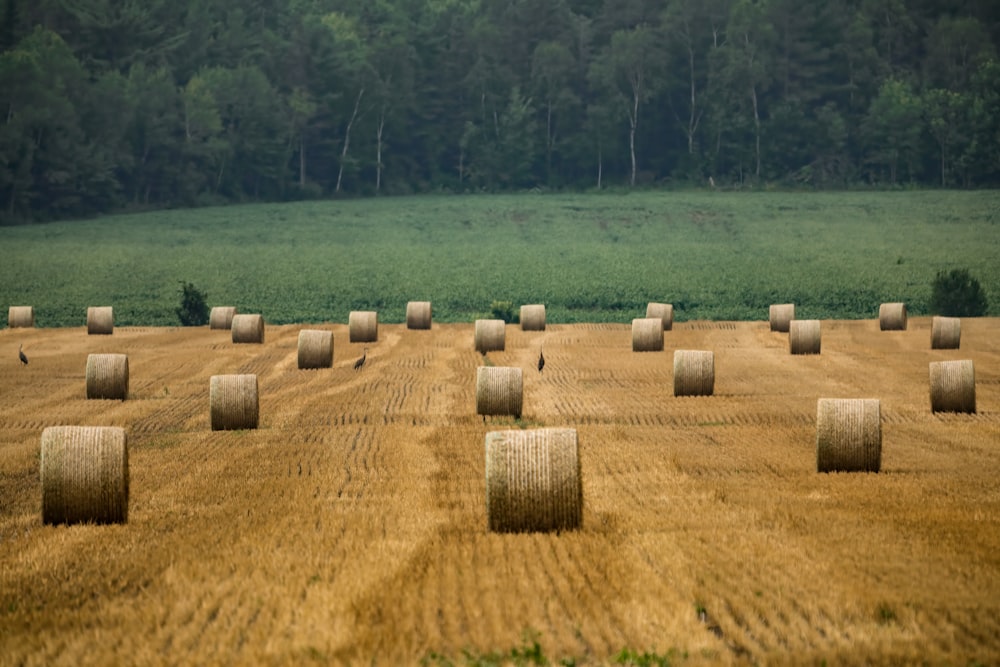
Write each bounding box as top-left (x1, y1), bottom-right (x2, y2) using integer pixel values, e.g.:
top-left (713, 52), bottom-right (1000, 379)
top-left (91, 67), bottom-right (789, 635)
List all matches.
top-left (231, 314), bottom-right (265, 343)
top-left (816, 398), bottom-right (881, 473)
top-left (645, 302), bottom-right (673, 331)
top-left (406, 301), bottom-right (432, 330)
top-left (879, 302), bottom-right (907, 330)
top-left (789, 319), bottom-right (821, 355)
top-left (520, 304), bottom-right (546, 331)
top-left (85, 354), bottom-right (129, 400)
top-left (476, 366), bottom-right (523, 417)
top-left (930, 316), bottom-right (961, 349)
top-left (8, 306), bottom-right (35, 328)
top-left (673, 350), bottom-right (715, 396)
top-left (209, 306), bottom-right (237, 330)
top-left (929, 360), bottom-right (976, 413)
top-left (485, 428), bottom-right (582, 533)
top-left (210, 374), bottom-right (259, 430)
top-left (41, 426), bottom-right (129, 525)
top-left (632, 318), bottom-right (664, 352)
top-left (349, 311), bottom-right (378, 342)
top-left (769, 304), bottom-right (795, 332)
top-left (87, 306), bottom-right (113, 335)
top-left (475, 319), bottom-right (506, 353)
top-left (298, 329), bottom-right (333, 369)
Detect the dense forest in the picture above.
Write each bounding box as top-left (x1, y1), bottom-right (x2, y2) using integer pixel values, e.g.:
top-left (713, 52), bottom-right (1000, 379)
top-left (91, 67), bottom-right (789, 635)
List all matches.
top-left (1, 0), bottom-right (998, 223)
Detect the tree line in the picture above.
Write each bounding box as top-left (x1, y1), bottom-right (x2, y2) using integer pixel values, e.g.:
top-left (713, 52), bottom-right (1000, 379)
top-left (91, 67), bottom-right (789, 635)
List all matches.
top-left (1, 0), bottom-right (998, 223)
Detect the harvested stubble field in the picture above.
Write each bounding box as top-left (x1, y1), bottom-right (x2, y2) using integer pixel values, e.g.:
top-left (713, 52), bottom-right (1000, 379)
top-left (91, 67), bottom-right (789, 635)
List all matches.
top-left (1, 317), bottom-right (999, 665)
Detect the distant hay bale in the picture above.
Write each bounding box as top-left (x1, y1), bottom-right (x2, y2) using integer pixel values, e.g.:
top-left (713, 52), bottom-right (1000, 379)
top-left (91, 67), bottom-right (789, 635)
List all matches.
top-left (645, 302), bottom-right (673, 330)
top-left (476, 366), bottom-right (523, 417)
top-left (209, 306), bottom-right (237, 330)
top-left (520, 304), bottom-right (546, 331)
top-left (769, 304), bottom-right (795, 332)
top-left (231, 314), bottom-right (265, 343)
top-left (349, 311), bottom-right (378, 342)
top-left (816, 398), bottom-right (881, 473)
top-left (929, 360), bottom-right (976, 413)
top-left (789, 319), bottom-right (822, 355)
top-left (41, 426), bottom-right (129, 525)
top-left (297, 329), bottom-right (333, 369)
top-left (87, 307), bottom-right (113, 335)
top-left (8, 306), bottom-right (35, 328)
top-left (210, 374), bottom-right (259, 430)
top-left (485, 428), bottom-right (582, 533)
top-left (85, 354), bottom-right (129, 400)
top-left (879, 303), bottom-right (907, 331)
top-left (930, 316), bottom-right (961, 349)
top-left (475, 319), bottom-right (506, 353)
top-left (632, 318), bottom-right (664, 352)
top-left (673, 350), bottom-right (715, 396)
top-left (406, 301), bottom-right (432, 330)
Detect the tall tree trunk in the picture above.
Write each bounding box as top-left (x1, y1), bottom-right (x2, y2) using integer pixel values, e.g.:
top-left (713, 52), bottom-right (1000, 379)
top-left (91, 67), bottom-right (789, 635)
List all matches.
top-left (686, 43), bottom-right (699, 154)
top-left (336, 88), bottom-right (365, 194)
top-left (751, 84), bottom-right (761, 179)
top-left (376, 112), bottom-right (385, 193)
top-left (629, 88), bottom-right (640, 187)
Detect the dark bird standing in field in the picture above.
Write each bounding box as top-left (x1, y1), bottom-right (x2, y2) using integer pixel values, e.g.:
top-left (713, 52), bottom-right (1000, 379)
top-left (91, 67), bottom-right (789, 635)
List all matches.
top-left (354, 347), bottom-right (367, 370)
top-left (18, 344), bottom-right (28, 365)
top-left (538, 347), bottom-right (545, 372)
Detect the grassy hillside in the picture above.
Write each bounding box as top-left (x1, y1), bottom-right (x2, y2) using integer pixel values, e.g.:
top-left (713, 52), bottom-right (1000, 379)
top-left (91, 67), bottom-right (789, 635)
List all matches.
top-left (1, 190), bottom-right (998, 326)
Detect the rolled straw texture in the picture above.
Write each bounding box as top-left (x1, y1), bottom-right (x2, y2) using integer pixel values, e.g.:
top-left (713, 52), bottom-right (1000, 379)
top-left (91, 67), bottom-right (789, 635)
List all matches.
top-left (8, 306), bottom-right (35, 328)
top-left (231, 314), bottom-right (265, 343)
top-left (930, 316), bottom-right (961, 349)
top-left (406, 301), bottom-right (432, 330)
top-left (520, 304), bottom-right (546, 331)
top-left (210, 374), bottom-right (259, 430)
top-left (673, 350), bottom-right (715, 396)
top-left (485, 428), bottom-right (582, 533)
top-left (86, 354), bottom-right (129, 400)
top-left (476, 366), bottom-right (523, 417)
top-left (789, 319), bottom-right (822, 355)
top-left (816, 399), bottom-right (881, 473)
top-left (87, 307), bottom-right (113, 335)
top-left (632, 318), bottom-right (664, 352)
top-left (769, 304), bottom-right (795, 332)
top-left (209, 306), bottom-right (237, 330)
top-left (349, 311), bottom-right (378, 342)
top-left (929, 360), bottom-right (976, 413)
top-left (645, 303), bottom-right (674, 331)
top-left (879, 302), bottom-right (907, 330)
top-left (41, 426), bottom-right (129, 525)
top-left (475, 319), bottom-right (506, 353)
top-left (298, 329), bottom-right (333, 369)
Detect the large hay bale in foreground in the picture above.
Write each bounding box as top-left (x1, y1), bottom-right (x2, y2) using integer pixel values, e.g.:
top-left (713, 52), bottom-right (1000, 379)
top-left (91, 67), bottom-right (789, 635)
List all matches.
top-left (8, 306), bottom-right (35, 328)
top-left (231, 314), bottom-right (265, 343)
top-left (789, 319), bottom-right (821, 355)
top-left (349, 311), bottom-right (378, 342)
top-left (929, 360), bottom-right (976, 413)
top-left (41, 426), bottom-right (128, 525)
top-left (485, 428), bottom-right (582, 533)
top-left (930, 316), bottom-right (961, 349)
top-left (816, 399), bottom-right (881, 473)
top-left (520, 304), bottom-right (546, 331)
top-left (209, 306), bottom-right (237, 330)
top-left (645, 302), bottom-right (673, 330)
top-left (879, 302), bottom-right (907, 331)
top-left (85, 354), bottom-right (129, 400)
top-left (210, 374), bottom-right (259, 430)
top-left (87, 307), bottom-right (113, 335)
top-left (298, 329), bottom-right (333, 369)
top-left (406, 301), bottom-right (432, 330)
top-left (476, 366), bottom-right (522, 417)
top-left (632, 318), bottom-right (664, 352)
top-left (673, 350), bottom-right (715, 396)
top-left (769, 304), bottom-right (795, 332)
top-left (475, 319), bottom-right (506, 353)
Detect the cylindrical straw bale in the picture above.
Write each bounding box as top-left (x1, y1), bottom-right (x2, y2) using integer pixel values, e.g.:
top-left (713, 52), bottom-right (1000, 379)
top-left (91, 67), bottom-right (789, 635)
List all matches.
top-left (930, 316), bottom-right (961, 349)
top-left (879, 302), bottom-right (907, 330)
top-left (816, 398), bottom-right (881, 473)
top-left (210, 374), bottom-right (259, 430)
top-left (769, 304), bottom-right (795, 332)
top-left (86, 354), bottom-right (129, 400)
top-left (929, 360), bottom-right (975, 413)
top-left (8, 306), bottom-right (35, 328)
top-left (789, 319), bottom-right (821, 355)
top-left (406, 301), bottom-right (432, 330)
top-left (632, 318), bottom-right (664, 352)
top-left (475, 319), bottom-right (506, 353)
top-left (231, 314), bottom-right (265, 343)
top-left (520, 304), bottom-right (546, 331)
top-left (298, 329), bottom-right (333, 369)
top-left (476, 366), bottom-right (523, 417)
top-left (209, 306), bottom-right (237, 330)
top-left (349, 311), bottom-right (378, 342)
top-left (41, 426), bottom-right (128, 525)
top-left (87, 307), bottom-right (113, 335)
top-left (673, 350), bottom-right (715, 396)
top-left (485, 428), bottom-right (582, 533)
top-left (645, 303), bottom-right (674, 331)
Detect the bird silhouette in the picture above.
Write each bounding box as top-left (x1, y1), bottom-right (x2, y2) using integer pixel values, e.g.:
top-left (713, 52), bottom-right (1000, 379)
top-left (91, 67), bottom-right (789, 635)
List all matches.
top-left (18, 344), bottom-right (28, 365)
top-left (353, 347), bottom-right (368, 370)
top-left (537, 346), bottom-right (545, 372)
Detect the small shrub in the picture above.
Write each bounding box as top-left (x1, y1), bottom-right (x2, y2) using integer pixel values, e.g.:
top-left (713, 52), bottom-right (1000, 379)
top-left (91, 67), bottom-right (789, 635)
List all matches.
top-left (176, 281), bottom-right (209, 326)
top-left (490, 300), bottom-right (517, 323)
top-left (930, 269), bottom-right (988, 317)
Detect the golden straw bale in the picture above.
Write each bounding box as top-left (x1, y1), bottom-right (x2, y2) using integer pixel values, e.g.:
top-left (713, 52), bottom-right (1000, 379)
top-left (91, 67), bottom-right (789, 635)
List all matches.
top-left (474, 319), bottom-right (506, 353)
top-left (929, 360), bottom-right (975, 413)
top-left (879, 302), bottom-right (907, 330)
top-left (645, 302), bottom-right (673, 330)
top-left (631, 318), bottom-right (664, 352)
top-left (8, 306), bottom-right (35, 328)
top-left (231, 314), bottom-right (265, 343)
top-left (789, 319), bottom-right (821, 355)
top-left (349, 311), bottom-right (379, 342)
top-left (930, 316), bottom-right (961, 349)
top-left (209, 307), bottom-right (237, 330)
top-left (816, 398), bottom-right (881, 473)
top-left (210, 374), bottom-right (259, 430)
top-left (298, 330), bottom-right (333, 369)
top-left (520, 304), bottom-right (546, 331)
top-left (41, 426), bottom-right (129, 525)
top-left (406, 301), bottom-right (432, 330)
top-left (769, 304), bottom-right (795, 332)
top-left (85, 353), bottom-right (129, 400)
top-left (476, 366), bottom-right (523, 417)
top-left (87, 306), bottom-right (113, 335)
top-left (673, 350), bottom-right (715, 396)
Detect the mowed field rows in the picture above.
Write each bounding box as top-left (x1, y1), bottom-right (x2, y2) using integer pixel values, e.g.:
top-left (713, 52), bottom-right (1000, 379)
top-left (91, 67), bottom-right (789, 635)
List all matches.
top-left (1, 318), bottom-right (999, 665)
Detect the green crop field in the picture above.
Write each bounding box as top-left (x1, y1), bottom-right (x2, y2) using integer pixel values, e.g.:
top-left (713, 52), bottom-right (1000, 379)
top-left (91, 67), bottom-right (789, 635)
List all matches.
top-left (1, 190), bottom-right (998, 327)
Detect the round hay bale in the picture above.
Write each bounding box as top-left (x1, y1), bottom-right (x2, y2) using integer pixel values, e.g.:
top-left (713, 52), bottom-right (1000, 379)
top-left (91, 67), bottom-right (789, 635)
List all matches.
top-left (673, 350), bottom-right (715, 396)
top-left (209, 306), bottom-right (237, 330)
top-left (645, 302), bottom-right (673, 331)
top-left (816, 398), bottom-right (881, 473)
top-left (879, 302), bottom-right (907, 331)
top-left (210, 374), bottom-right (259, 430)
top-left (349, 311), bottom-right (378, 342)
top-left (485, 427), bottom-right (582, 533)
top-left (520, 304), bottom-right (546, 331)
top-left (231, 314), bottom-right (265, 343)
top-left (298, 329), bottom-right (333, 369)
top-left (8, 306), bottom-right (35, 328)
top-left (474, 319), bottom-right (506, 353)
top-left (769, 304), bottom-right (795, 332)
top-left (87, 307), bottom-right (113, 335)
top-left (406, 301), bottom-right (432, 330)
top-left (85, 354), bottom-right (129, 400)
top-left (476, 366), bottom-right (522, 417)
top-left (929, 360), bottom-right (975, 413)
top-left (930, 316), bottom-right (961, 350)
top-left (789, 319), bottom-right (821, 355)
top-left (632, 318), bottom-right (664, 352)
top-left (41, 426), bottom-right (128, 525)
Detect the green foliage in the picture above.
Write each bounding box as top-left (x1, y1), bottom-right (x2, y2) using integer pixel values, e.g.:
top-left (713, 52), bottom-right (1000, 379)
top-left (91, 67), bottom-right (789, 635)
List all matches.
top-left (490, 300), bottom-right (517, 324)
top-left (614, 648), bottom-right (683, 667)
top-left (930, 269), bottom-right (988, 317)
top-left (176, 281), bottom-right (209, 325)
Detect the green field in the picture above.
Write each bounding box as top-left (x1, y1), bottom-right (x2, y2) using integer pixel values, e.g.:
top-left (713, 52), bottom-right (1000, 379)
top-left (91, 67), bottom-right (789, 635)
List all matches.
top-left (1, 191), bottom-right (998, 326)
